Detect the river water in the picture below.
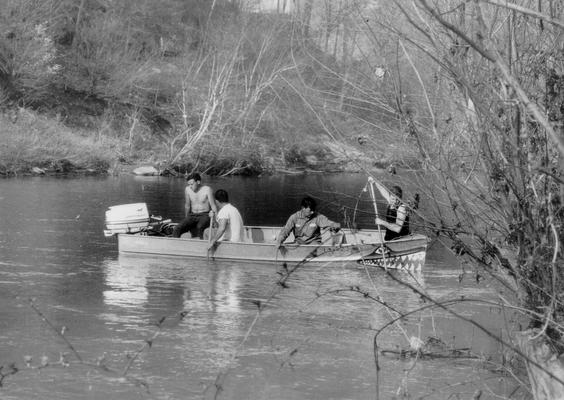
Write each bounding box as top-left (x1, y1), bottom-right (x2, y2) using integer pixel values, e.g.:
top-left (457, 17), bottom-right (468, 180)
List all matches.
top-left (0, 174), bottom-right (528, 400)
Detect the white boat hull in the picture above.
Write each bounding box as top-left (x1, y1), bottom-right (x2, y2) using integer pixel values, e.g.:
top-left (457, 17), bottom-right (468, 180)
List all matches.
top-left (114, 227), bottom-right (429, 270)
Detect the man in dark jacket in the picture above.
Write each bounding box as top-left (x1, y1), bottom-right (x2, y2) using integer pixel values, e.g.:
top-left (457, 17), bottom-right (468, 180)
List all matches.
top-left (276, 196), bottom-right (340, 247)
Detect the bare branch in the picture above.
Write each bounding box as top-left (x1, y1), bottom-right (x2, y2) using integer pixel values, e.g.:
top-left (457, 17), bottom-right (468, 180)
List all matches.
top-left (481, 0), bottom-right (564, 30)
top-left (415, 0), bottom-right (564, 158)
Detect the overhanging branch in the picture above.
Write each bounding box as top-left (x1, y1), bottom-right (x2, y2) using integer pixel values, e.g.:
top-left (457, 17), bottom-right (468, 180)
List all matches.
top-left (481, 0), bottom-right (564, 30)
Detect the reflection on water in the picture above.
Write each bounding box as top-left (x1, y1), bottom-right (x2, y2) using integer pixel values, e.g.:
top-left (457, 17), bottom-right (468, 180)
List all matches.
top-left (104, 257), bottom-right (149, 308)
top-left (104, 255), bottom-right (247, 337)
top-left (0, 175), bottom-right (528, 400)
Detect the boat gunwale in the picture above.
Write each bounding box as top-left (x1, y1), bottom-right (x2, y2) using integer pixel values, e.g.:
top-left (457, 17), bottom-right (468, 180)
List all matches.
top-left (116, 228), bottom-right (428, 249)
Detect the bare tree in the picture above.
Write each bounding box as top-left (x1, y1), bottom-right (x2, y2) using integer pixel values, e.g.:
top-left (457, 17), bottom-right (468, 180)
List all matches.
top-left (358, 1), bottom-right (564, 398)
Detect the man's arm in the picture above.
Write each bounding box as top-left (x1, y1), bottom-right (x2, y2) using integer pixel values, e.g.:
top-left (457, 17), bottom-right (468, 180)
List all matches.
top-left (209, 218), bottom-right (227, 247)
top-left (316, 214), bottom-right (341, 230)
top-left (375, 205), bottom-right (406, 233)
top-left (184, 187), bottom-right (192, 217)
top-left (276, 214), bottom-right (296, 246)
top-left (206, 187), bottom-right (218, 214)
top-left (395, 205), bottom-right (407, 230)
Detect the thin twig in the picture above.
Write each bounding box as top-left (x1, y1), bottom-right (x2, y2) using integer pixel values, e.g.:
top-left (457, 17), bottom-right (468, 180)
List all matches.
top-left (29, 299), bottom-right (83, 362)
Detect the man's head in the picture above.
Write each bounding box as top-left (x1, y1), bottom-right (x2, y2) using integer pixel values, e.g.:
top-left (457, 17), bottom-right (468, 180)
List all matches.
top-left (300, 196), bottom-right (317, 217)
top-left (215, 189), bottom-right (229, 204)
top-left (186, 172), bottom-right (202, 191)
top-left (390, 185), bottom-right (403, 205)
top-left (391, 185), bottom-right (403, 199)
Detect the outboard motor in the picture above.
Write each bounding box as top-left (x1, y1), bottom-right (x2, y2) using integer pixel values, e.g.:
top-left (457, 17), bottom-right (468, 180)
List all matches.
top-left (104, 203), bottom-right (150, 237)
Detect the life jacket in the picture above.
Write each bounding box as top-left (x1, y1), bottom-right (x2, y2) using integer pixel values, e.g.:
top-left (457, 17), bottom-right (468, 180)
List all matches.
top-left (384, 204), bottom-right (410, 240)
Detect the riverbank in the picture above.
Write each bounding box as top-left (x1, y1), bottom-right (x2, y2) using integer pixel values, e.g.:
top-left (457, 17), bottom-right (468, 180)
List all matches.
top-left (0, 109), bottom-right (116, 176)
top-left (0, 108), bottom-right (419, 177)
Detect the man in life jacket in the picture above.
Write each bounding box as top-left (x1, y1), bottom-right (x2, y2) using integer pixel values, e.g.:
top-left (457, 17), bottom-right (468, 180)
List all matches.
top-left (375, 185), bottom-right (410, 240)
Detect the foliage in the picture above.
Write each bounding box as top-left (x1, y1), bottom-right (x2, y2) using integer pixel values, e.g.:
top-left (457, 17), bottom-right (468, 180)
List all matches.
top-left (237, 0), bottom-right (564, 395)
top-left (0, 0), bottom-right (62, 104)
top-left (356, 1), bottom-right (564, 372)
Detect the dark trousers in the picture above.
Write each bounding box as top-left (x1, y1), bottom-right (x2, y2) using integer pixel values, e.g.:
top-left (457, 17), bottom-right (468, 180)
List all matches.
top-left (172, 212), bottom-right (210, 239)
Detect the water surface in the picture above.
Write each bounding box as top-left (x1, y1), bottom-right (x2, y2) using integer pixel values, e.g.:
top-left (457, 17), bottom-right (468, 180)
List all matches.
top-left (0, 175), bottom-right (527, 399)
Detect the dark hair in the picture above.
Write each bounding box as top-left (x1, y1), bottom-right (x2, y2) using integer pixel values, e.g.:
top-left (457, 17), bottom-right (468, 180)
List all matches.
top-left (215, 189), bottom-right (229, 203)
top-left (391, 185), bottom-right (403, 199)
top-left (300, 196), bottom-right (317, 211)
top-left (186, 172), bottom-right (201, 182)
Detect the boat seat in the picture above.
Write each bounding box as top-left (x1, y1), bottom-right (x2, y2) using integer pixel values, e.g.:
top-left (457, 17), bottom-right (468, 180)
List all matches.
top-left (245, 227), bottom-right (266, 243)
top-left (244, 227), bottom-right (297, 244)
top-left (321, 230), bottom-right (346, 246)
top-left (334, 232), bottom-right (346, 245)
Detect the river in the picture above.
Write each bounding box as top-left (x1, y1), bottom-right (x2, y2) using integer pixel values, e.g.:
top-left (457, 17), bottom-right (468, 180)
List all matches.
top-left (0, 174), bottom-right (528, 399)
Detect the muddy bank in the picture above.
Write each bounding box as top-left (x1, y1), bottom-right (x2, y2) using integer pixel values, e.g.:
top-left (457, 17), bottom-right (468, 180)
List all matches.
top-left (0, 105), bottom-right (420, 178)
top-left (1, 139), bottom-right (419, 178)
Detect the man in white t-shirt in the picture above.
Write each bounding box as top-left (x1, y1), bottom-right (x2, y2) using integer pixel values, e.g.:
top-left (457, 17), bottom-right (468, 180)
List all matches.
top-left (208, 189), bottom-right (245, 248)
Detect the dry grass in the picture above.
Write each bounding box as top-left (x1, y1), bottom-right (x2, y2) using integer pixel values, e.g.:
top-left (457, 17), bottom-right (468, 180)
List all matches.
top-left (0, 109), bottom-right (125, 175)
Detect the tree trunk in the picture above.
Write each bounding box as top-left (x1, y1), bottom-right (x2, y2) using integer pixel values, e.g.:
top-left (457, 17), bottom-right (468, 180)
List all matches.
top-left (516, 330), bottom-right (564, 400)
top-left (72, 0), bottom-right (87, 49)
top-left (0, 40), bottom-right (16, 103)
top-left (302, 0), bottom-right (314, 37)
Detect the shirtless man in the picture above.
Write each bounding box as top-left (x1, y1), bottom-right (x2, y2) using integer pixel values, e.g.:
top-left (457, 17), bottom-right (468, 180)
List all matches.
top-left (172, 173), bottom-right (218, 239)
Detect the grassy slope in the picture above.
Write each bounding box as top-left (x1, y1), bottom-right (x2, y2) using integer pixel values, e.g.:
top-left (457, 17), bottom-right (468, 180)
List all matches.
top-left (0, 6), bottom-right (422, 176)
top-left (0, 109), bottom-right (122, 175)
top-left (0, 104), bottom-right (419, 176)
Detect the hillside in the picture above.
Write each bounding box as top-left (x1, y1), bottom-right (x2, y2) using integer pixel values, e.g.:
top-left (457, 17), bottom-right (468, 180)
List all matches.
top-left (0, 1), bottom-right (419, 176)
